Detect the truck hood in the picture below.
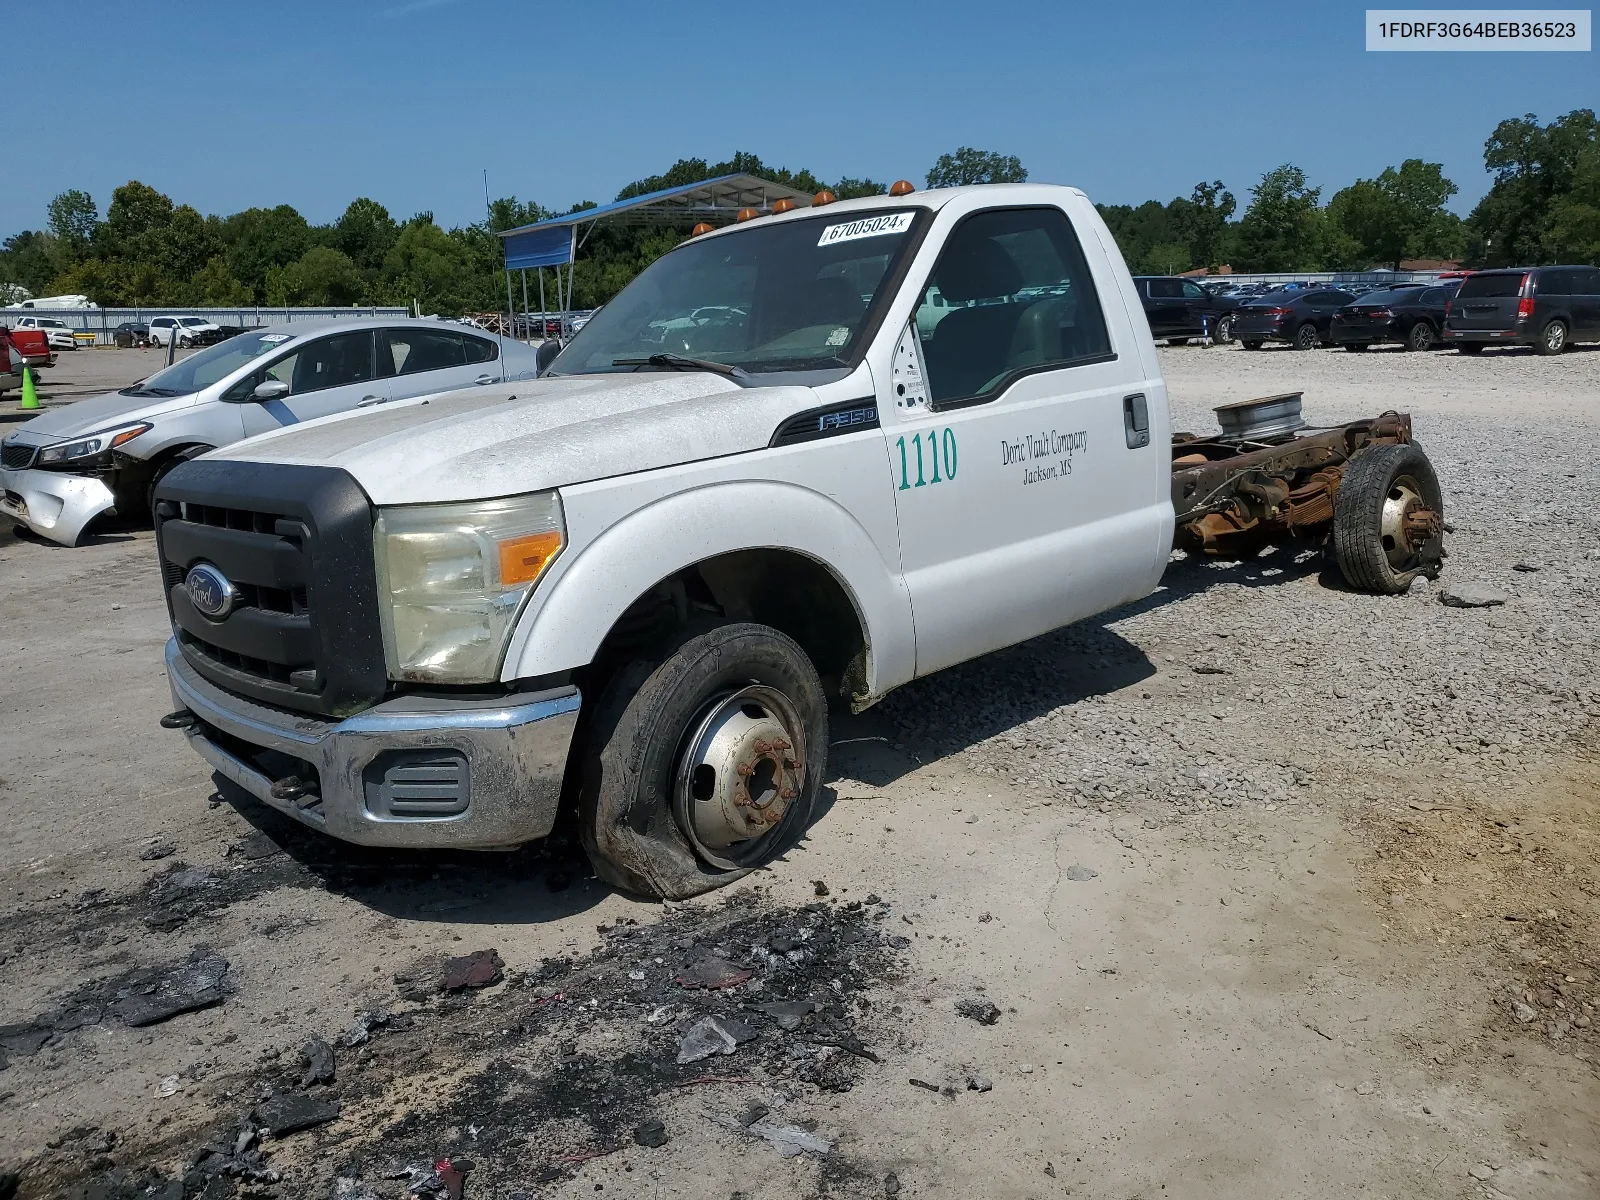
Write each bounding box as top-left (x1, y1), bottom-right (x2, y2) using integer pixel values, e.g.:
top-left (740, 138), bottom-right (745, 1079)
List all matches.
top-left (4, 388), bottom-right (201, 442)
top-left (214, 372), bottom-right (831, 506)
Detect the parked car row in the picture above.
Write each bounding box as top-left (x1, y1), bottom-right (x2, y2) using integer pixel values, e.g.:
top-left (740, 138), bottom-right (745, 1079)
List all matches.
top-left (1148, 264), bottom-right (1600, 356)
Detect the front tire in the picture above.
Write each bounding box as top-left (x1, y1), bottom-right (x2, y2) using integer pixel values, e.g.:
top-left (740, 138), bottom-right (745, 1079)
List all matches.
top-left (579, 622), bottom-right (826, 899)
top-left (1241, 339), bottom-right (1263, 351)
top-left (145, 447), bottom-right (213, 521)
top-left (1536, 320), bottom-right (1567, 356)
top-left (1456, 343), bottom-right (1484, 355)
top-left (1167, 337), bottom-right (1190, 346)
top-left (1342, 342), bottom-right (1369, 352)
top-left (1332, 442), bottom-right (1444, 594)
top-left (1293, 322), bottom-right (1319, 351)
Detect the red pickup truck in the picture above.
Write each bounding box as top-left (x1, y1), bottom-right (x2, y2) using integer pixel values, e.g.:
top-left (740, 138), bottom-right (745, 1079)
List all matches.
top-left (0, 325), bottom-right (55, 374)
top-left (0, 330), bottom-right (19, 396)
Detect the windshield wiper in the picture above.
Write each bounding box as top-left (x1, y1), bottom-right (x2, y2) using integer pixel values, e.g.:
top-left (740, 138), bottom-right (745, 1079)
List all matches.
top-left (118, 385), bottom-right (182, 397)
top-left (612, 353), bottom-right (750, 381)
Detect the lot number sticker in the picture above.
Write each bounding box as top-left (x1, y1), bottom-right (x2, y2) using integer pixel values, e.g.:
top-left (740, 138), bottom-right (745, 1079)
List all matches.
top-left (896, 429), bottom-right (958, 490)
top-left (818, 212), bottom-right (915, 247)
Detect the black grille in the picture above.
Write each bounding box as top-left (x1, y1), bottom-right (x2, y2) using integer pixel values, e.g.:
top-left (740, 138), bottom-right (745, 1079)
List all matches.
top-left (154, 460), bottom-right (387, 717)
top-left (2, 442), bottom-right (36, 470)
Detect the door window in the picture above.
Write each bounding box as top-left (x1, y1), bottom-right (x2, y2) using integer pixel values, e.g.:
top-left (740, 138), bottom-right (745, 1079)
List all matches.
top-left (1147, 278), bottom-right (1181, 298)
top-left (226, 331), bottom-right (374, 400)
top-left (462, 335), bottom-right (498, 364)
top-left (1180, 281), bottom-right (1207, 299)
top-left (1574, 268), bottom-right (1600, 295)
top-left (912, 207), bottom-right (1112, 407)
top-left (1419, 288), bottom-right (1444, 305)
top-left (381, 328), bottom-right (467, 377)
top-left (288, 331), bottom-right (375, 393)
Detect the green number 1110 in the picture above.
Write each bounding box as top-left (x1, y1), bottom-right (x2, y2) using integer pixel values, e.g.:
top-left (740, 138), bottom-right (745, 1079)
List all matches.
top-left (896, 429), bottom-right (957, 491)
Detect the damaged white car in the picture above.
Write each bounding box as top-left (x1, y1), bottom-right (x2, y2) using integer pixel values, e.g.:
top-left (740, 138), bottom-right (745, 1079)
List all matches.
top-left (1, 318), bottom-right (543, 545)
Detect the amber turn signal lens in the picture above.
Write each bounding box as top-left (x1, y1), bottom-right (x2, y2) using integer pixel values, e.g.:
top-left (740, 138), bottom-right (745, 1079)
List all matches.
top-left (690, 222), bottom-right (714, 237)
top-left (889, 180), bottom-right (915, 196)
top-left (109, 423), bottom-right (153, 449)
top-left (497, 529), bottom-right (563, 586)
top-left (812, 190), bottom-right (836, 206)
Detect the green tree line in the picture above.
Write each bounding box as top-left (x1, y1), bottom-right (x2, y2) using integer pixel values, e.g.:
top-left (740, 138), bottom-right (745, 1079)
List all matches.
top-left (3, 117), bottom-right (1595, 315)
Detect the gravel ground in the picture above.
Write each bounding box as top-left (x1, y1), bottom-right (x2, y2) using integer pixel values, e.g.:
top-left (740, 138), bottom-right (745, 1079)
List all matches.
top-left (886, 342), bottom-right (1600, 815)
top-left (1, 341), bottom-right (1597, 1199)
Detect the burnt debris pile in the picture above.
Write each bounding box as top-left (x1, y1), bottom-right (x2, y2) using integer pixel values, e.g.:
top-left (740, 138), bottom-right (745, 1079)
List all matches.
top-left (31, 890), bottom-right (907, 1199)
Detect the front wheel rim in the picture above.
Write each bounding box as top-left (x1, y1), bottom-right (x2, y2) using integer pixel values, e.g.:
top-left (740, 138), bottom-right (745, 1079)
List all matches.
top-left (672, 683), bottom-right (807, 871)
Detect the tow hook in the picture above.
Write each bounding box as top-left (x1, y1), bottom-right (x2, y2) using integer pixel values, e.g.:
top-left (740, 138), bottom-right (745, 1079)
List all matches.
top-left (270, 775), bottom-right (319, 807)
top-left (159, 710), bottom-right (198, 730)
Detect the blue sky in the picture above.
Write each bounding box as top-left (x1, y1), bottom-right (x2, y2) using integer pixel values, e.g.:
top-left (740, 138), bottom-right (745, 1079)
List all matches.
top-left (11, 1), bottom-right (1595, 236)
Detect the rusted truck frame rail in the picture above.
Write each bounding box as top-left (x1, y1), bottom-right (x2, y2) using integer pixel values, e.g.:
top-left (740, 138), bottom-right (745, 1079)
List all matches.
top-left (1170, 395), bottom-right (1444, 572)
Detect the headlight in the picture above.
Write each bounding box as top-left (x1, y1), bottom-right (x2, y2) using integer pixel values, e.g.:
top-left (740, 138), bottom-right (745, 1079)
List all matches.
top-left (36, 423), bottom-right (151, 466)
top-left (373, 491), bottom-right (565, 684)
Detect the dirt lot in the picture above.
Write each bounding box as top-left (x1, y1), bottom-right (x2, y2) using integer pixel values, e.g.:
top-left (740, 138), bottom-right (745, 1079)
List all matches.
top-left (1, 343), bottom-right (1596, 1200)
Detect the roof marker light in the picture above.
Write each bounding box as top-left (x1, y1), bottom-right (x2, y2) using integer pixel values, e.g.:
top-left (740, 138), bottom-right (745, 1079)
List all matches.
top-left (812, 190), bottom-right (837, 207)
top-left (690, 222), bottom-right (714, 237)
top-left (889, 180), bottom-right (915, 196)
top-left (772, 198), bottom-right (795, 214)
top-left (735, 207), bottom-right (759, 222)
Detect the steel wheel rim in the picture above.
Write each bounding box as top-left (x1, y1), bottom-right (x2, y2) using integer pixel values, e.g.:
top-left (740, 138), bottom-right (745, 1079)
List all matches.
top-left (1379, 474), bottom-right (1426, 571)
top-left (672, 683), bottom-right (807, 871)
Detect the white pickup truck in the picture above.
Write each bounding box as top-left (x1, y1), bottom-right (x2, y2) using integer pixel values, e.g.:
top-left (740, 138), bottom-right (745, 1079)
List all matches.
top-left (154, 183), bottom-right (1445, 899)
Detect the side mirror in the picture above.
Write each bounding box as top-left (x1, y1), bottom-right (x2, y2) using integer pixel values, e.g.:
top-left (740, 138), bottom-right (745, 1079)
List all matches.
top-left (535, 339), bottom-right (561, 376)
top-left (252, 379), bottom-right (290, 402)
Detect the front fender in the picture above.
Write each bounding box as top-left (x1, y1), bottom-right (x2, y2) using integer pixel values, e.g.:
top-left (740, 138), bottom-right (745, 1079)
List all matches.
top-left (501, 480), bottom-right (915, 699)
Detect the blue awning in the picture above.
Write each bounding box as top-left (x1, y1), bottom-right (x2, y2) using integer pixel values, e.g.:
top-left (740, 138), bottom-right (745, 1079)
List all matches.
top-left (504, 224), bottom-right (574, 270)
top-left (497, 172), bottom-right (814, 272)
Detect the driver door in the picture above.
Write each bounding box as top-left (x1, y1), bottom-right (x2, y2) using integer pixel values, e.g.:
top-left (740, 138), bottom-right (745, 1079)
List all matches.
top-left (237, 330), bottom-right (387, 435)
top-left (882, 203), bottom-right (1157, 676)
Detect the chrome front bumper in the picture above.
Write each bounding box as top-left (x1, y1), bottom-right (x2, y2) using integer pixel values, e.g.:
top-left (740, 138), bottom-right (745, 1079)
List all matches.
top-left (165, 639), bottom-right (581, 848)
top-left (0, 466), bottom-right (117, 546)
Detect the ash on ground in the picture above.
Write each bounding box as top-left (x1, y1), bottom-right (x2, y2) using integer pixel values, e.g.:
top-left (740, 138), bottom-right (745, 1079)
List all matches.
top-left (46, 890), bottom-right (907, 1199)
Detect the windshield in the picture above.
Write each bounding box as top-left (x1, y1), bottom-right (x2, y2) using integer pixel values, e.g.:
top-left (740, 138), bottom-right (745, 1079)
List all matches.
top-left (119, 330), bottom-right (292, 397)
top-left (550, 209), bottom-right (926, 377)
top-left (179, 317), bottom-right (209, 327)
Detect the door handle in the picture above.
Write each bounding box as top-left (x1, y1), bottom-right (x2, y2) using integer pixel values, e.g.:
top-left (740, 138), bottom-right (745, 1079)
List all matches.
top-left (473, 373), bottom-right (494, 385)
top-left (1123, 394), bottom-right (1150, 449)
top-left (357, 394), bottom-right (384, 407)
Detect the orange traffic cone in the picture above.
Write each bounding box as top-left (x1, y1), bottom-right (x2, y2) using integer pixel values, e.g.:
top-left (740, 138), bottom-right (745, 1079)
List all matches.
top-left (19, 365), bottom-right (40, 410)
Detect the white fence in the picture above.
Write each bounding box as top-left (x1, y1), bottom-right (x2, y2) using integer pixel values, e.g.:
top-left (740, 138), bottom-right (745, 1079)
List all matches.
top-left (0, 306), bottom-right (409, 345)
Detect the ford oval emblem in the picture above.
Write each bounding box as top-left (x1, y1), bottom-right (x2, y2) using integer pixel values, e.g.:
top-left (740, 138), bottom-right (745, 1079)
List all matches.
top-left (185, 563), bottom-right (238, 620)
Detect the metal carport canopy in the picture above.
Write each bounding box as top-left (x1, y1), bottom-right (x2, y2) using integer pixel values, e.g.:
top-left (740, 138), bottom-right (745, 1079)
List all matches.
top-left (497, 173), bottom-right (815, 269)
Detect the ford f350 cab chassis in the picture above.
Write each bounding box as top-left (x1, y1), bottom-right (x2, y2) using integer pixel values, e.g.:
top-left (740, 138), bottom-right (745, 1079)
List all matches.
top-left (153, 183), bottom-right (1445, 899)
